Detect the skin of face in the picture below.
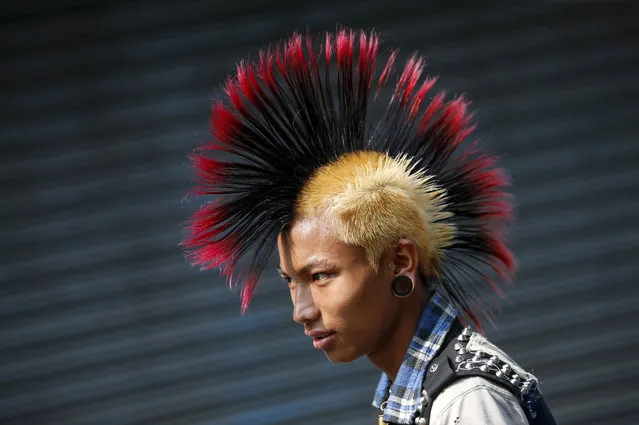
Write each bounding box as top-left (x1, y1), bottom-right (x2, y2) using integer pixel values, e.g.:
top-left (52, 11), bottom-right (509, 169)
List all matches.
top-left (277, 216), bottom-right (423, 368)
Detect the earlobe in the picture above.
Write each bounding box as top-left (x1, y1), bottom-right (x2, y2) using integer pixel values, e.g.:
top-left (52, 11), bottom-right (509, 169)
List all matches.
top-left (391, 274), bottom-right (415, 297)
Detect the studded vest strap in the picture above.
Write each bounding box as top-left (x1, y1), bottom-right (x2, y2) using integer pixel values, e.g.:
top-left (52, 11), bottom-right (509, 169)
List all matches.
top-left (412, 322), bottom-right (556, 425)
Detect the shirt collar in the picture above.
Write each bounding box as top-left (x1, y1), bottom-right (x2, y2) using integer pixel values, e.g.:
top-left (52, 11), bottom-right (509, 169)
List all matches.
top-left (372, 292), bottom-right (457, 425)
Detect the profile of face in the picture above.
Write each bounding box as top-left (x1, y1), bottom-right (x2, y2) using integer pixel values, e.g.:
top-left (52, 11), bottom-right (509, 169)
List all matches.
top-left (277, 217), bottom-right (413, 364)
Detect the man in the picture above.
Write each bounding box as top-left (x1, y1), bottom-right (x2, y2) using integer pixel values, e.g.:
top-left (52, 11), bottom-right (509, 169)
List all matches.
top-left (181, 28), bottom-right (556, 424)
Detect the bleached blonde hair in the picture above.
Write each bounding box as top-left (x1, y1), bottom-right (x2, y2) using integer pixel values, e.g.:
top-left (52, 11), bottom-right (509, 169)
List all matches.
top-left (295, 150), bottom-right (456, 277)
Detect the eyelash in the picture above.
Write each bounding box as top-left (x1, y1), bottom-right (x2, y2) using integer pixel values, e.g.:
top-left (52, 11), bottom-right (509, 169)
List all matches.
top-left (281, 272), bottom-right (332, 285)
top-left (312, 272), bottom-right (330, 281)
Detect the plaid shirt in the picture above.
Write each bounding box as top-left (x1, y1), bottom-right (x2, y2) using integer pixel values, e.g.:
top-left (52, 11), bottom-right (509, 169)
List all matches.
top-left (372, 292), bottom-right (457, 424)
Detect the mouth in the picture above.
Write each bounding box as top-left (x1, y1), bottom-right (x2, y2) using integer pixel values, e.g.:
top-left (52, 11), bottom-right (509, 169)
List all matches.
top-left (311, 331), bottom-right (337, 350)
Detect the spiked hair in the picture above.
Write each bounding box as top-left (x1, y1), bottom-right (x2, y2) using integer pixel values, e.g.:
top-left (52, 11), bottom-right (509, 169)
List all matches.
top-left (181, 28), bottom-right (515, 326)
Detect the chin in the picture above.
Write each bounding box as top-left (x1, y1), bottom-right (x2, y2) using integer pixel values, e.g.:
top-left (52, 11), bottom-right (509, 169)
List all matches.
top-left (323, 348), bottom-right (361, 364)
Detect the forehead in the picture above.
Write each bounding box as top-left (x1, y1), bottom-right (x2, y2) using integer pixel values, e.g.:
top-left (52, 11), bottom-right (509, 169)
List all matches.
top-left (277, 217), bottom-right (364, 267)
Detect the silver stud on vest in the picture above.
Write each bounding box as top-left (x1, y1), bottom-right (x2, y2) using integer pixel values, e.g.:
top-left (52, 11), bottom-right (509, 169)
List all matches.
top-left (420, 391), bottom-right (430, 408)
top-left (446, 326), bottom-right (540, 420)
top-left (510, 374), bottom-right (520, 385)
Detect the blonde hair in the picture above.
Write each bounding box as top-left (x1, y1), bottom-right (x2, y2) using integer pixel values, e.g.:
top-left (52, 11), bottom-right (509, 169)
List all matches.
top-left (295, 150), bottom-right (456, 277)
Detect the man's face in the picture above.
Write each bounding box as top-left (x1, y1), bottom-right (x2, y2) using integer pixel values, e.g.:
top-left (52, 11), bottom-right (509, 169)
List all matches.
top-left (277, 217), bottom-right (398, 363)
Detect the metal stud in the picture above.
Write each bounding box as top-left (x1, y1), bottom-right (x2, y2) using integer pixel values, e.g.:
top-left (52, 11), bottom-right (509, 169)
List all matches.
top-left (501, 364), bottom-right (511, 374)
top-left (458, 348), bottom-right (467, 355)
top-left (490, 356), bottom-right (498, 363)
top-left (457, 334), bottom-right (468, 342)
top-left (496, 370), bottom-right (505, 378)
top-left (462, 327), bottom-right (472, 337)
top-left (464, 362), bottom-right (473, 370)
top-left (480, 365), bottom-right (489, 372)
top-left (455, 355), bottom-right (464, 363)
top-left (415, 417), bottom-right (427, 425)
top-left (510, 374), bottom-right (520, 385)
top-left (421, 394), bottom-right (430, 408)
top-left (454, 343), bottom-right (462, 351)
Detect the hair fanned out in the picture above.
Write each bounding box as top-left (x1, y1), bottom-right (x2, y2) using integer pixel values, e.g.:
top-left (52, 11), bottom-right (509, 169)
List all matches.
top-left (181, 28), bottom-right (515, 327)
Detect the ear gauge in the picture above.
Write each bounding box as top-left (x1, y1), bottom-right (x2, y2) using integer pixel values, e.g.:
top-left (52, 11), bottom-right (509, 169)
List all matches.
top-left (391, 275), bottom-right (415, 297)
top-left (389, 261), bottom-right (415, 297)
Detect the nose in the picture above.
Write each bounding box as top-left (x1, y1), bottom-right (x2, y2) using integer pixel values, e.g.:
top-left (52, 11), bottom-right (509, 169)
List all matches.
top-left (292, 284), bottom-right (319, 325)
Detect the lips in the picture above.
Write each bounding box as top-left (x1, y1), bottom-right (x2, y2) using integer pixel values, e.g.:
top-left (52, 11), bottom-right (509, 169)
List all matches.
top-left (306, 330), bottom-right (337, 350)
top-left (311, 331), bottom-right (335, 339)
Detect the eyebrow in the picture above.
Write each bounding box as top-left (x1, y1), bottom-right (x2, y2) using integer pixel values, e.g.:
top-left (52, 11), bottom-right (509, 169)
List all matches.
top-left (277, 258), bottom-right (334, 276)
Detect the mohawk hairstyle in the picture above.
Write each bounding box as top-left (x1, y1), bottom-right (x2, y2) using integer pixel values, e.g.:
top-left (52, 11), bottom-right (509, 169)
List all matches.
top-left (181, 28), bottom-right (515, 327)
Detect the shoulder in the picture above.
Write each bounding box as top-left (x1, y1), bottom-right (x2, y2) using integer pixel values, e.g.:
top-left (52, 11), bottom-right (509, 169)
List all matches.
top-left (424, 328), bottom-right (540, 425)
top-left (430, 376), bottom-right (528, 425)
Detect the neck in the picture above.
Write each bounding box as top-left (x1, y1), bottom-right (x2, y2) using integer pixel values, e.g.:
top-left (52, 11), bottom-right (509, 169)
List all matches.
top-left (367, 296), bottom-right (427, 381)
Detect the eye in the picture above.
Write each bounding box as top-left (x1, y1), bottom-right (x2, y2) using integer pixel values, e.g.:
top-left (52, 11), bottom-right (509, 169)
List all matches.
top-left (312, 272), bottom-right (330, 282)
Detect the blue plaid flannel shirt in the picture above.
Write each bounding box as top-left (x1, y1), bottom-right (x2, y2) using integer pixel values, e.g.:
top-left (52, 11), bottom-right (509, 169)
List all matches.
top-left (372, 292), bottom-right (457, 424)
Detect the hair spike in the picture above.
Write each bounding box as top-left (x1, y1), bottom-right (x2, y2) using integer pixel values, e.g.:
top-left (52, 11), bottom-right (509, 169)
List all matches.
top-left (182, 28), bottom-right (515, 324)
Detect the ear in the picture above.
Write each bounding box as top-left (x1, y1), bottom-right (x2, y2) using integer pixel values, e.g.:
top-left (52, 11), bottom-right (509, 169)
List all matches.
top-left (393, 239), bottom-right (420, 276)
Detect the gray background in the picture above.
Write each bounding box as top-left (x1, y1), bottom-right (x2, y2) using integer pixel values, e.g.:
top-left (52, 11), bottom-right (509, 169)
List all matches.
top-left (2, 1), bottom-right (638, 424)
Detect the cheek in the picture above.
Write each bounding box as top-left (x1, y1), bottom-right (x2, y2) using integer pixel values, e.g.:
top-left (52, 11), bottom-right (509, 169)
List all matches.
top-left (321, 270), bottom-right (392, 331)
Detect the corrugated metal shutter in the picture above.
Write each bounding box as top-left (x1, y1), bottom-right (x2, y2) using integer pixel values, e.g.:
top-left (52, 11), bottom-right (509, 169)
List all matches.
top-left (2, 2), bottom-right (638, 424)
